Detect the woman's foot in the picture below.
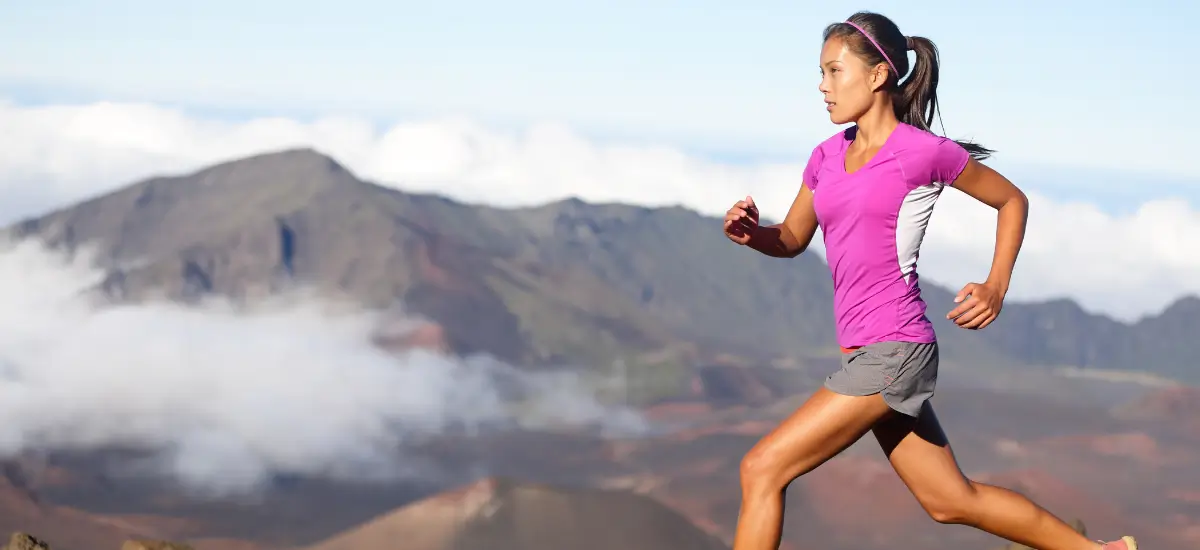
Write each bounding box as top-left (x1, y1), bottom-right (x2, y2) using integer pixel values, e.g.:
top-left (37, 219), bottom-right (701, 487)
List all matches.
top-left (1098, 536), bottom-right (1137, 550)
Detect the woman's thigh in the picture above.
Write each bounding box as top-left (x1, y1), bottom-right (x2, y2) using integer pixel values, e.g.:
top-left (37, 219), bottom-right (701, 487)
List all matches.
top-left (742, 387), bottom-right (896, 487)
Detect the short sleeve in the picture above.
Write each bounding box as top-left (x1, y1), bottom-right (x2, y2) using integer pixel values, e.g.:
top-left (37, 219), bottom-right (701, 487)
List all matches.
top-left (802, 145), bottom-right (825, 191)
top-left (929, 137), bottom-right (971, 186)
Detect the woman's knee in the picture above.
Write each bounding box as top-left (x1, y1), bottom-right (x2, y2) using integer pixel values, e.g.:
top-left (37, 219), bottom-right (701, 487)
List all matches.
top-left (739, 445), bottom-right (789, 494)
top-left (924, 502), bottom-right (972, 525)
top-left (918, 482), bottom-right (980, 525)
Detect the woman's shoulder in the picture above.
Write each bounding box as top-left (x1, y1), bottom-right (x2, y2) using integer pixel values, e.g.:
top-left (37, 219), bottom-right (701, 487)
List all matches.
top-left (894, 123), bottom-right (962, 150)
top-left (892, 123), bottom-right (971, 185)
top-left (802, 129), bottom-right (852, 189)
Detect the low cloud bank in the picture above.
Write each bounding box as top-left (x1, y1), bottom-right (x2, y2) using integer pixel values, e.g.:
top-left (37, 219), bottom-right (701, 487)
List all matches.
top-left (0, 240), bottom-right (644, 495)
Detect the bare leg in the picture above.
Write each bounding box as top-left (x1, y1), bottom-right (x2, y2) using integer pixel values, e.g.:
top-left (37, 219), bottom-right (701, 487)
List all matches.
top-left (873, 402), bottom-right (1100, 550)
top-left (732, 387), bottom-right (896, 550)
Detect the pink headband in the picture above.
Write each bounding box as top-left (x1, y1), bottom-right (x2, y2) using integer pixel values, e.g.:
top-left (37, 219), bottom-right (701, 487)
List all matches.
top-left (843, 20), bottom-right (899, 80)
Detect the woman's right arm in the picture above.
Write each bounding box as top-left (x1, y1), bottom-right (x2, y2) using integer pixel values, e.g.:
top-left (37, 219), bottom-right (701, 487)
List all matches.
top-left (747, 184), bottom-right (819, 258)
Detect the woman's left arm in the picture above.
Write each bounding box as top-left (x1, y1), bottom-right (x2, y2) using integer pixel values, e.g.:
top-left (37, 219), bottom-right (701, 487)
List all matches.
top-left (944, 159), bottom-right (1029, 330)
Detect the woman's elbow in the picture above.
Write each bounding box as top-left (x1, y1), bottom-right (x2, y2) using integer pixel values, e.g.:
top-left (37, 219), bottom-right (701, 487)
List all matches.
top-left (990, 180), bottom-right (1027, 212)
top-left (1009, 187), bottom-right (1029, 210)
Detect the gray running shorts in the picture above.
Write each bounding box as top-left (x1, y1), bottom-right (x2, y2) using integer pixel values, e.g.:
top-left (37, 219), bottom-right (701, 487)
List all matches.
top-left (823, 340), bottom-right (938, 417)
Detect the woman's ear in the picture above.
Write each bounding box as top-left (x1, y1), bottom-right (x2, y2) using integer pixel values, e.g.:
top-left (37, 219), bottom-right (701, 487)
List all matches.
top-left (869, 64), bottom-right (890, 92)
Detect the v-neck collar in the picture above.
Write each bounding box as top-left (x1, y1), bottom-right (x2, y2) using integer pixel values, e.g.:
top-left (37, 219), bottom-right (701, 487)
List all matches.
top-left (840, 122), bottom-right (904, 175)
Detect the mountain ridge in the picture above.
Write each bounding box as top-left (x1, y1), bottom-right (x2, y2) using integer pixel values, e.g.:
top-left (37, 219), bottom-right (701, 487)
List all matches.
top-left (6, 147), bottom-right (1198, 388)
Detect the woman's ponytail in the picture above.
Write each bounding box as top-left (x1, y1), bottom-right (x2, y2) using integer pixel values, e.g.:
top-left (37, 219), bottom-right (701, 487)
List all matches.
top-left (896, 36), bottom-right (992, 160)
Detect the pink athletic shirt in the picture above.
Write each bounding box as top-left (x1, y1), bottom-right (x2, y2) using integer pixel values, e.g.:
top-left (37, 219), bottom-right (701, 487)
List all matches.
top-left (802, 122), bottom-right (971, 348)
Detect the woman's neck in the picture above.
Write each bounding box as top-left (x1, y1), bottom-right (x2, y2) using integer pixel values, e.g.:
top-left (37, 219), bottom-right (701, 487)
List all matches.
top-left (852, 101), bottom-right (900, 149)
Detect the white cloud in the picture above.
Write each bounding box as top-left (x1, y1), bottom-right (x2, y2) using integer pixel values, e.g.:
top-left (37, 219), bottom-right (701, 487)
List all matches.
top-left (0, 239), bottom-right (644, 496)
top-left (1, 98), bottom-right (1198, 321)
top-left (920, 191), bottom-right (1199, 319)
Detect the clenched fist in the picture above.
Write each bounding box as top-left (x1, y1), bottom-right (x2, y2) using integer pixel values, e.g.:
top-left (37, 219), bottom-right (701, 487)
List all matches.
top-left (723, 196), bottom-right (760, 245)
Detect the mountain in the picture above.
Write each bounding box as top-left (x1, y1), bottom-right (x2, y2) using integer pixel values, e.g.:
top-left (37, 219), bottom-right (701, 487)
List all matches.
top-left (6, 148), bottom-right (1199, 389)
top-left (305, 477), bottom-right (729, 550)
top-left (0, 467), bottom-right (155, 550)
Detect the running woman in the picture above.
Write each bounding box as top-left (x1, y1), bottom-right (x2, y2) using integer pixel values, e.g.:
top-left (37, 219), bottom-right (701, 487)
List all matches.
top-left (721, 11), bottom-right (1137, 550)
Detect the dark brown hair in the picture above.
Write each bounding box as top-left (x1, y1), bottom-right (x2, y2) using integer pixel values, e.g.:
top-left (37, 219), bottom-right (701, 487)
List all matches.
top-left (823, 11), bottom-right (993, 160)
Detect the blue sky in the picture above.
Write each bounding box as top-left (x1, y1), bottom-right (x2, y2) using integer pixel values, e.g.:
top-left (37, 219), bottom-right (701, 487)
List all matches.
top-left (1, 1), bottom-right (1199, 319)
top-left (4, 0), bottom-right (1199, 205)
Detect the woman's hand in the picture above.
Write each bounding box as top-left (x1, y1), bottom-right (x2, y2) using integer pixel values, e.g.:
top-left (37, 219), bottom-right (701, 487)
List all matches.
top-left (723, 196), bottom-right (760, 245)
top-left (946, 281), bottom-right (1005, 330)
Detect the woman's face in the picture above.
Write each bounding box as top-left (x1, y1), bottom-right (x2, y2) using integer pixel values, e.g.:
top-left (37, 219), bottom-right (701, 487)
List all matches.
top-left (818, 37), bottom-right (885, 125)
